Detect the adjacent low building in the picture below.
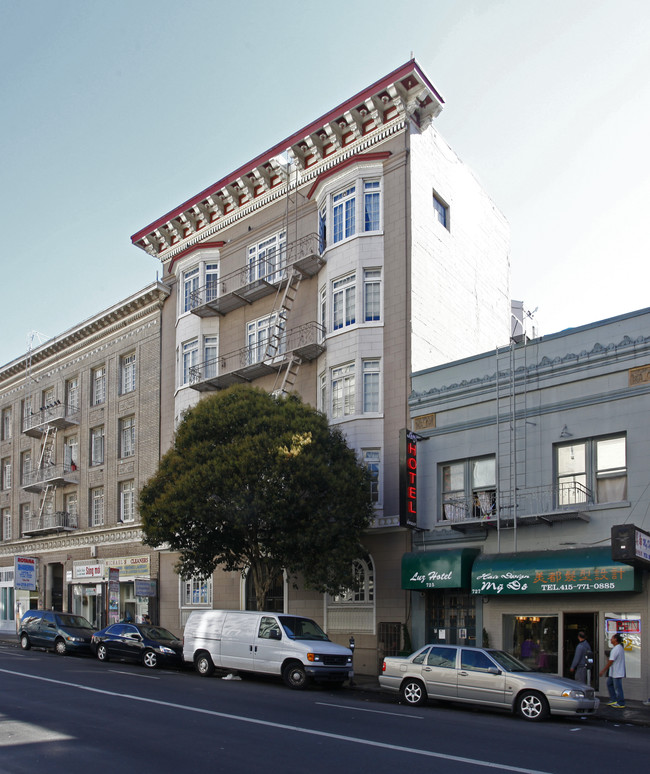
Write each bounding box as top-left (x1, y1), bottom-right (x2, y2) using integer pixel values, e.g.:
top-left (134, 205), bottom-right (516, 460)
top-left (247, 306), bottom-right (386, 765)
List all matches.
top-left (0, 283), bottom-right (169, 634)
top-left (409, 307), bottom-right (650, 701)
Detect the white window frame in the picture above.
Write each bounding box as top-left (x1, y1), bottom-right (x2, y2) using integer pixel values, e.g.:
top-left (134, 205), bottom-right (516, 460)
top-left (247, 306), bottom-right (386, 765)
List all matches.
top-left (333, 185), bottom-right (356, 244)
top-left (1, 407), bottom-right (11, 441)
top-left (90, 426), bottom-right (104, 466)
top-left (21, 451), bottom-right (31, 486)
top-left (91, 366), bottom-right (106, 406)
top-left (65, 492), bottom-right (78, 519)
top-left (205, 263), bottom-right (219, 302)
top-left (182, 339), bottom-right (199, 386)
top-left (1, 508), bottom-right (10, 542)
top-left (182, 266), bottom-right (200, 313)
top-left (363, 268), bottom-right (382, 322)
top-left (181, 575), bottom-right (213, 607)
top-left (331, 363), bottom-right (355, 419)
top-left (247, 313), bottom-right (285, 365)
top-left (203, 336), bottom-right (218, 380)
top-left (1, 458), bottom-right (10, 490)
top-left (440, 456), bottom-right (496, 523)
top-left (119, 416), bottom-right (136, 459)
top-left (121, 352), bottom-right (136, 394)
top-left (119, 480), bottom-right (135, 523)
top-left (247, 230), bottom-right (286, 283)
top-left (362, 359), bottom-right (380, 413)
top-left (332, 274), bottom-right (356, 331)
top-left (64, 435), bottom-right (78, 470)
top-left (91, 487), bottom-right (104, 527)
top-left (362, 449), bottom-right (381, 504)
top-left (66, 377), bottom-right (79, 414)
top-left (556, 434), bottom-right (626, 505)
top-left (363, 180), bottom-right (381, 232)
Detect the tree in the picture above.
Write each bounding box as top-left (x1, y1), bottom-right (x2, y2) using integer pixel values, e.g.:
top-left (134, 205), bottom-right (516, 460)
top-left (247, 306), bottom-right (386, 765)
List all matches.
top-left (139, 385), bottom-right (374, 610)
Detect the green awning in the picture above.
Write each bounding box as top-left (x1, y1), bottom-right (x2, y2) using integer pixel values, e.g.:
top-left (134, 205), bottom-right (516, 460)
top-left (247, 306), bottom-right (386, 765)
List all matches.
top-left (402, 548), bottom-right (479, 590)
top-left (471, 547), bottom-right (640, 595)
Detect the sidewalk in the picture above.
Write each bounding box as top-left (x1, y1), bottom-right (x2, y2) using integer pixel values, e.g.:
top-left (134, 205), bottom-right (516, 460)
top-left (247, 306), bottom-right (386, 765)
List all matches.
top-left (2, 636), bottom-right (648, 727)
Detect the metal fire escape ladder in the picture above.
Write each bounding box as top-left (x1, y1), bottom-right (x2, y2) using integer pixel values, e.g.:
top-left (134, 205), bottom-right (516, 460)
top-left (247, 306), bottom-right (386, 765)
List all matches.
top-left (267, 269), bottom-right (304, 395)
top-left (37, 426), bottom-right (58, 520)
top-left (495, 341), bottom-right (529, 552)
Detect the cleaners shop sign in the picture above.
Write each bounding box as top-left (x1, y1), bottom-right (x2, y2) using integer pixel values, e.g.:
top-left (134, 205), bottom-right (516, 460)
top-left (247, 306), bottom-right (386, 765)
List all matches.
top-left (471, 549), bottom-right (637, 595)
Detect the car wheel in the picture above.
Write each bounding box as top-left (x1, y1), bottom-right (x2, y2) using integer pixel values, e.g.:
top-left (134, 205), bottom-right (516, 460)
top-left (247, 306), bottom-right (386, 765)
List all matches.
top-left (195, 652), bottom-right (215, 677)
top-left (20, 634), bottom-right (31, 651)
top-left (54, 639), bottom-right (67, 656)
top-left (282, 662), bottom-right (308, 690)
top-left (96, 643), bottom-right (109, 662)
top-left (401, 678), bottom-right (427, 706)
top-left (142, 650), bottom-right (158, 669)
top-left (516, 690), bottom-right (549, 721)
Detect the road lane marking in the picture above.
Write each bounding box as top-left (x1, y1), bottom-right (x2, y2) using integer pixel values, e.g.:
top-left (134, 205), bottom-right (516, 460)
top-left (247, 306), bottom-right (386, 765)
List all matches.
top-left (316, 701), bottom-right (423, 719)
top-left (0, 667), bottom-right (552, 774)
top-left (108, 669), bottom-right (159, 679)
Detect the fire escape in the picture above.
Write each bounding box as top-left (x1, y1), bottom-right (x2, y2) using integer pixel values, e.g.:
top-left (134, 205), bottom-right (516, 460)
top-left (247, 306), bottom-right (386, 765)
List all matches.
top-left (21, 392), bottom-right (80, 536)
top-left (188, 232), bottom-right (325, 394)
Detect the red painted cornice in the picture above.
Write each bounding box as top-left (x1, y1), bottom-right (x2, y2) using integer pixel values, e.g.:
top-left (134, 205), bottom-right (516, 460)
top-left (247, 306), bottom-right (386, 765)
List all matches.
top-left (131, 59), bottom-right (442, 245)
top-left (167, 240), bottom-right (225, 273)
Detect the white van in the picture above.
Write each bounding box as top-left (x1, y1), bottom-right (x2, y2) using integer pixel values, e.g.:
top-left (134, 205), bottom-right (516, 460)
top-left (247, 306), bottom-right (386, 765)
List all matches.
top-left (183, 610), bottom-right (353, 689)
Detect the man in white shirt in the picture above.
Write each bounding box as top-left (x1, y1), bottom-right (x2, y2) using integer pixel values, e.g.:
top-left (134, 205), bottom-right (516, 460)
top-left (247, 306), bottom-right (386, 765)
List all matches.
top-left (599, 633), bottom-right (626, 708)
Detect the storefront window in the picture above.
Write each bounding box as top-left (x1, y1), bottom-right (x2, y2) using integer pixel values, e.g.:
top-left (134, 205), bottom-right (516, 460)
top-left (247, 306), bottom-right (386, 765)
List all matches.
top-left (605, 613), bottom-right (641, 679)
top-left (504, 615), bottom-right (558, 673)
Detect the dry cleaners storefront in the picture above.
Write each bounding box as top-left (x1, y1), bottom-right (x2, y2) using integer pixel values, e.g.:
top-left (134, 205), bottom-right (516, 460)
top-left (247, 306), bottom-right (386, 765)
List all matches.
top-left (404, 547), bottom-right (647, 700)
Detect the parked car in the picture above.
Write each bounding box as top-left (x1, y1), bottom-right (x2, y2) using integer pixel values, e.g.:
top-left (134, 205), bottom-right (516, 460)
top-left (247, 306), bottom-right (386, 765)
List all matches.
top-left (183, 609), bottom-right (353, 688)
top-left (379, 644), bottom-right (599, 721)
top-left (19, 610), bottom-right (94, 655)
top-left (91, 622), bottom-right (183, 669)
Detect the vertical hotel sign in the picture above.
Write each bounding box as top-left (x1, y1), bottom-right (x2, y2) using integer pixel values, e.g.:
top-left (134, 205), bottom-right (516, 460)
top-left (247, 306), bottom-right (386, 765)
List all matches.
top-left (399, 429), bottom-right (418, 528)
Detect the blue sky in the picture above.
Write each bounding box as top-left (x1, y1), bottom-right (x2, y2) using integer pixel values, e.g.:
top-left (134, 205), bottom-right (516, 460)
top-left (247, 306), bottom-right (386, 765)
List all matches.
top-left (2, 0), bottom-right (649, 365)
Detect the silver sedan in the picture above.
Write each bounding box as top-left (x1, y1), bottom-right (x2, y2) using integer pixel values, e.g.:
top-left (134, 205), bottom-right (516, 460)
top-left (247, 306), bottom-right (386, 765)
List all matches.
top-left (379, 644), bottom-right (599, 721)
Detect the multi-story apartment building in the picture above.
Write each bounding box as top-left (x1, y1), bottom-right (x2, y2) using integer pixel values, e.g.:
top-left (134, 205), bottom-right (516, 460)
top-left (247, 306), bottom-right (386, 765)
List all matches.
top-left (0, 283), bottom-right (169, 635)
top-left (130, 60), bottom-right (510, 673)
top-left (408, 307), bottom-right (650, 700)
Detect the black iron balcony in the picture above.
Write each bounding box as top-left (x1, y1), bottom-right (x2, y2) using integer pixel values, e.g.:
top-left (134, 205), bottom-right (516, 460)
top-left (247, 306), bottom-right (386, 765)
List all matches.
top-left (189, 233), bottom-right (324, 317)
top-left (441, 482), bottom-right (593, 533)
top-left (22, 510), bottom-right (78, 537)
top-left (22, 403), bottom-right (80, 437)
top-left (189, 321), bottom-right (325, 391)
top-left (22, 464), bottom-right (80, 492)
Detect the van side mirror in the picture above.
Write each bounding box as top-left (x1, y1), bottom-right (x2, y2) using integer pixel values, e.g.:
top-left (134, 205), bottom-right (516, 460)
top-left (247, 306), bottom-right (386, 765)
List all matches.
top-left (269, 629), bottom-right (281, 640)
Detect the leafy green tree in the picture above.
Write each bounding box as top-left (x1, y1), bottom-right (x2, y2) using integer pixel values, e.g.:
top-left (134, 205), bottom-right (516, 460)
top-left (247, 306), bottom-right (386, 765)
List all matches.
top-left (140, 385), bottom-right (374, 610)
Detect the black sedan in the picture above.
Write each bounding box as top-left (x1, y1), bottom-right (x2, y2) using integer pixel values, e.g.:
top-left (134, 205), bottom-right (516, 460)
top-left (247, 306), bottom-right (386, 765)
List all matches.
top-left (91, 623), bottom-right (183, 669)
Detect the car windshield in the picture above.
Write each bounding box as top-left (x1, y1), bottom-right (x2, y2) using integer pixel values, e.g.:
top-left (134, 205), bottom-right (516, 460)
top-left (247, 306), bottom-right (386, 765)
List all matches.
top-left (55, 614), bottom-right (93, 629)
top-left (488, 649), bottom-right (533, 672)
top-left (139, 626), bottom-right (178, 641)
top-left (279, 616), bottom-right (330, 641)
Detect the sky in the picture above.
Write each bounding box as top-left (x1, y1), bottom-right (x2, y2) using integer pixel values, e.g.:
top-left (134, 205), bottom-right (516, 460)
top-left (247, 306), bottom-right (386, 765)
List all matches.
top-left (1, 0), bottom-right (649, 365)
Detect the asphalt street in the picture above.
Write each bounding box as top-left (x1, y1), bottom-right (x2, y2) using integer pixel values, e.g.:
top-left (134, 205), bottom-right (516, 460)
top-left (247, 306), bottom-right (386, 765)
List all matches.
top-left (0, 644), bottom-right (648, 774)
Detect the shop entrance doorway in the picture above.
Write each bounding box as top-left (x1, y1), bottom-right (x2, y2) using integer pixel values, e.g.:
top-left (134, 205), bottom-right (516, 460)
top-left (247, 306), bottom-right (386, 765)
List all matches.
top-left (563, 612), bottom-right (597, 686)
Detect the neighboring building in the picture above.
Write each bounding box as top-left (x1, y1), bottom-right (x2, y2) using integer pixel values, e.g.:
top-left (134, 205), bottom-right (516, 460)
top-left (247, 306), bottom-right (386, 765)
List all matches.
top-left (130, 59), bottom-right (510, 674)
top-left (409, 307), bottom-right (650, 701)
top-left (0, 283), bottom-right (169, 634)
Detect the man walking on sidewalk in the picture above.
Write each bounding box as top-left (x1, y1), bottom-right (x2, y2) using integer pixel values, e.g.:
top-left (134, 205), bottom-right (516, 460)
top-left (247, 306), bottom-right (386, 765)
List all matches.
top-left (599, 633), bottom-right (626, 708)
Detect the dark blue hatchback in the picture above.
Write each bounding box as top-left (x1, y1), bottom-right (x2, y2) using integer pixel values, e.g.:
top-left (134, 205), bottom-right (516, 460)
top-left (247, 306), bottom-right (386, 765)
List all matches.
top-left (91, 623), bottom-right (183, 669)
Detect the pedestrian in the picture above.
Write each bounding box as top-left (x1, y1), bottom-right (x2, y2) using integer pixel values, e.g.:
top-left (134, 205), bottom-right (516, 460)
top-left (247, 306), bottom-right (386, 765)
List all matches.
top-left (599, 633), bottom-right (626, 708)
top-left (569, 630), bottom-right (593, 684)
top-left (141, 613), bottom-right (151, 625)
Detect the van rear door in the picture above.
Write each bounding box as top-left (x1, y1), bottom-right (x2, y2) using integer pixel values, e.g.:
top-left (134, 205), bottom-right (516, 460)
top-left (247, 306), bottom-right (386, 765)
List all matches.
top-left (185, 610), bottom-right (226, 666)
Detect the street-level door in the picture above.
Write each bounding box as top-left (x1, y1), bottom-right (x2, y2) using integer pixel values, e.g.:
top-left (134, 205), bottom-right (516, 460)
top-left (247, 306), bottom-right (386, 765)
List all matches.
top-left (426, 590), bottom-right (476, 646)
top-left (563, 612), bottom-right (598, 685)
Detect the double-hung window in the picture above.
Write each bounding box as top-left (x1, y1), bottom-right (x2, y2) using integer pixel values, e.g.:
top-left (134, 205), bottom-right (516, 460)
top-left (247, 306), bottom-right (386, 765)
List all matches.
top-left (121, 353), bottom-right (136, 394)
top-left (363, 180), bottom-right (381, 231)
top-left (331, 363), bottom-right (355, 418)
top-left (247, 313), bottom-right (285, 365)
top-left (318, 205), bottom-right (327, 252)
top-left (1, 509), bottom-right (10, 542)
top-left (362, 360), bottom-right (380, 413)
top-left (332, 274), bottom-right (356, 330)
top-left (120, 480), bottom-right (135, 523)
top-left (362, 449), bottom-right (381, 503)
top-left (333, 186), bottom-right (356, 243)
top-left (21, 451), bottom-right (31, 486)
top-left (363, 269), bottom-right (381, 322)
top-left (203, 336), bottom-right (218, 379)
top-left (440, 457), bottom-right (496, 522)
top-left (119, 416), bottom-right (135, 459)
top-left (248, 231), bottom-right (286, 283)
top-left (66, 377), bottom-right (79, 415)
top-left (90, 426), bottom-right (104, 466)
top-left (182, 339), bottom-right (199, 386)
top-left (65, 492), bottom-right (77, 522)
top-left (90, 487), bottom-right (104, 527)
top-left (205, 263), bottom-right (219, 302)
top-left (183, 267), bottom-right (200, 313)
top-left (1, 407), bottom-right (11, 441)
top-left (1, 458), bottom-right (10, 490)
top-left (433, 190), bottom-right (449, 229)
top-left (182, 575), bottom-right (213, 606)
top-left (91, 366), bottom-right (106, 406)
top-left (556, 435), bottom-right (626, 505)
